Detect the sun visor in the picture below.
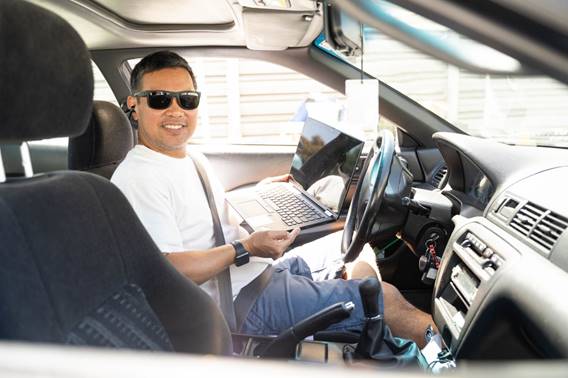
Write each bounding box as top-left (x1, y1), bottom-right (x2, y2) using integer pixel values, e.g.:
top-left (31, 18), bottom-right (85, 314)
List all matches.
top-left (239, 0), bottom-right (322, 50)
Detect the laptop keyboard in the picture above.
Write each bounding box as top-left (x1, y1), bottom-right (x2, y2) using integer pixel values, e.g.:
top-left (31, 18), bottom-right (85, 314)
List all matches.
top-left (259, 186), bottom-right (327, 227)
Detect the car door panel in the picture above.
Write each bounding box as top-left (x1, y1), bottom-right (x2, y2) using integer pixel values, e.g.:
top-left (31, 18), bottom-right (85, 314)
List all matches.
top-left (30, 144), bottom-right (68, 173)
top-left (2, 143), bottom-right (67, 176)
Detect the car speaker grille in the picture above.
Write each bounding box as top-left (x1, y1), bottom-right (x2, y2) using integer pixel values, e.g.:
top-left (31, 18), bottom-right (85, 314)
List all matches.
top-left (510, 201), bottom-right (568, 252)
top-left (431, 165), bottom-right (448, 188)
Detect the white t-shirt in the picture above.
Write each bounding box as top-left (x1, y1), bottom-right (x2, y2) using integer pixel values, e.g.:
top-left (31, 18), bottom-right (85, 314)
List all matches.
top-left (111, 145), bottom-right (270, 300)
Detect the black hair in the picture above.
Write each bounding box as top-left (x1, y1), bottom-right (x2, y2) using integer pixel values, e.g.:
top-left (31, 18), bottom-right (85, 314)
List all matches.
top-left (130, 50), bottom-right (197, 92)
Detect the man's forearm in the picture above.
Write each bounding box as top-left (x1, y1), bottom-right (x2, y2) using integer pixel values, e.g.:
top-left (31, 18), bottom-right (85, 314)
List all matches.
top-left (162, 229), bottom-right (299, 284)
top-left (164, 245), bottom-right (235, 284)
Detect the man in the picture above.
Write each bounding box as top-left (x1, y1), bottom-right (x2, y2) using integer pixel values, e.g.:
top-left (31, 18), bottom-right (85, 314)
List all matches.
top-left (112, 51), bottom-right (434, 346)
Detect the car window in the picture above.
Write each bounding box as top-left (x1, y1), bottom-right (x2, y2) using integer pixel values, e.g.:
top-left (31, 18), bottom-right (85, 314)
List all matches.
top-left (92, 61), bottom-right (118, 105)
top-left (129, 57), bottom-right (380, 145)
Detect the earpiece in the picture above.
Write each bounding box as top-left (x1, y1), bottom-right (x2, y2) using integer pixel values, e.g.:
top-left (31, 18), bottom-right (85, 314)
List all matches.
top-left (124, 105), bottom-right (138, 129)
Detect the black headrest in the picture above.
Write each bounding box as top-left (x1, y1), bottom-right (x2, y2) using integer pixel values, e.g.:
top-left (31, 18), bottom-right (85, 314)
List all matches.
top-left (0, 0), bottom-right (93, 142)
top-left (68, 101), bottom-right (135, 179)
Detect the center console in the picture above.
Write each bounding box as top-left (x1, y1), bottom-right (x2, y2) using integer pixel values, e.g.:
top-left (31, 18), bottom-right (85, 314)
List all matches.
top-left (432, 215), bottom-right (520, 354)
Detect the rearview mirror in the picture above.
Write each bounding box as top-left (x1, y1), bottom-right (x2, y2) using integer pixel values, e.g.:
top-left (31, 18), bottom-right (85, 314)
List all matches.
top-left (324, 1), bottom-right (362, 57)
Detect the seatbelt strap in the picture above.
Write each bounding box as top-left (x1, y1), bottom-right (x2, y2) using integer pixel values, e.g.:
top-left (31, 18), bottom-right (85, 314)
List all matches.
top-left (190, 153), bottom-right (237, 331)
top-left (234, 265), bottom-right (274, 331)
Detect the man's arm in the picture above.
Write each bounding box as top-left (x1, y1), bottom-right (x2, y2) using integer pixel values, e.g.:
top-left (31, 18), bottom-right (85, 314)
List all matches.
top-left (164, 244), bottom-right (240, 284)
top-left (164, 229), bottom-right (300, 284)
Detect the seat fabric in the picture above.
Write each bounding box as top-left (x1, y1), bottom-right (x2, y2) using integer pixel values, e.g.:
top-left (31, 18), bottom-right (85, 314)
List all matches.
top-left (0, 172), bottom-right (231, 354)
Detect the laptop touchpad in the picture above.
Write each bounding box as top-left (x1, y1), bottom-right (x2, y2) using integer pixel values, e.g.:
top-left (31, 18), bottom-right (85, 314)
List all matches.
top-left (240, 200), bottom-right (269, 217)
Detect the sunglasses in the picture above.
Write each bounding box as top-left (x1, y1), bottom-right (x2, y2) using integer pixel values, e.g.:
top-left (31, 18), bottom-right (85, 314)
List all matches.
top-left (133, 90), bottom-right (201, 110)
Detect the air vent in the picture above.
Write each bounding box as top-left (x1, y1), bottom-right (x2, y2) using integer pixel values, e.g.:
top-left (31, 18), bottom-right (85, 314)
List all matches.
top-left (510, 202), bottom-right (543, 236)
top-left (431, 165), bottom-right (448, 188)
top-left (531, 211), bottom-right (568, 251)
top-left (509, 201), bottom-right (568, 252)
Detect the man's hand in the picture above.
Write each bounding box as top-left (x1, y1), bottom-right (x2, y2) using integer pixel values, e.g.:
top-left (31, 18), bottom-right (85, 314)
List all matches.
top-left (256, 173), bottom-right (291, 187)
top-left (241, 228), bottom-right (300, 260)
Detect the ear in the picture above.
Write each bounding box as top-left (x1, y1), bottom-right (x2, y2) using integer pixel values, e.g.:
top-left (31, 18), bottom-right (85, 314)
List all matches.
top-left (126, 96), bottom-right (138, 121)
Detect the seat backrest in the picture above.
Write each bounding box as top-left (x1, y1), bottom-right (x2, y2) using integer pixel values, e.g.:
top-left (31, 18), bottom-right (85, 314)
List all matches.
top-left (68, 101), bottom-right (136, 179)
top-left (0, 0), bottom-right (231, 355)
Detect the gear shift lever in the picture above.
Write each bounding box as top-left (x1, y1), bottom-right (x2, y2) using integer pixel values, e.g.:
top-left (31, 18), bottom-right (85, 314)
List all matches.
top-left (348, 277), bottom-right (424, 367)
top-left (354, 277), bottom-right (383, 359)
top-left (359, 277), bottom-right (382, 319)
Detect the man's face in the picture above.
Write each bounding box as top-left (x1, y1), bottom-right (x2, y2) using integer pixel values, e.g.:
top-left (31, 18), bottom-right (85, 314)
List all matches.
top-left (127, 67), bottom-right (197, 158)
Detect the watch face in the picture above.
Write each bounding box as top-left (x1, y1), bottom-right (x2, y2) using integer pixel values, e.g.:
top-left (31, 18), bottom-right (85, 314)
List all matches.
top-left (235, 252), bottom-right (249, 266)
top-left (233, 241), bottom-right (250, 266)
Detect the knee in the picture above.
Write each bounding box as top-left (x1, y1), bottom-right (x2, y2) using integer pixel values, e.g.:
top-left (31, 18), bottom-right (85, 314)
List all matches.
top-left (382, 281), bottom-right (404, 307)
top-left (382, 281), bottom-right (397, 297)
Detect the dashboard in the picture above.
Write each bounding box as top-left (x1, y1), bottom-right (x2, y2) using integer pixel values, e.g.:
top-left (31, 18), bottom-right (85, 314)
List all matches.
top-left (431, 132), bottom-right (568, 360)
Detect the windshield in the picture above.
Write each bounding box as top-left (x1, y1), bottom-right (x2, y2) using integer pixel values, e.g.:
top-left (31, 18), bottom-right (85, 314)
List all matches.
top-left (319, 1), bottom-right (568, 148)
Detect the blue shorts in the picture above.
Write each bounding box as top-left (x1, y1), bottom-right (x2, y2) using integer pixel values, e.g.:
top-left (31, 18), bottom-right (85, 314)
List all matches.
top-left (240, 256), bottom-right (384, 336)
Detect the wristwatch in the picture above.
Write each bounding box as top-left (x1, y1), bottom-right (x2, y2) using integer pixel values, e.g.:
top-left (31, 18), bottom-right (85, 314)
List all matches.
top-left (231, 240), bottom-right (250, 267)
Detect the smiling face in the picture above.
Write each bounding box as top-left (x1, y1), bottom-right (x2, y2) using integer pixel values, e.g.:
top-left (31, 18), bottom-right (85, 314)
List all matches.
top-left (127, 67), bottom-right (198, 158)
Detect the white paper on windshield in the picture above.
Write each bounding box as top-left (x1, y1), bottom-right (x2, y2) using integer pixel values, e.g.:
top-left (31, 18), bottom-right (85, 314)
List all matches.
top-left (345, 79), bottom-right (379, 135)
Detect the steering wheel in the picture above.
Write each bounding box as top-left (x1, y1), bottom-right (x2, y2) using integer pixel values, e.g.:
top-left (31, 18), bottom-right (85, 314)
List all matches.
top-left (341, 129), bottom-right (397, 263)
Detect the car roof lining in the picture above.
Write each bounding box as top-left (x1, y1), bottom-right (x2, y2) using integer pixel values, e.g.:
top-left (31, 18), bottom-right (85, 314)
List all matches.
top-left (26, 0), bottom-right (243, 49)
top-left (26, 0), bottom-right (322, 51)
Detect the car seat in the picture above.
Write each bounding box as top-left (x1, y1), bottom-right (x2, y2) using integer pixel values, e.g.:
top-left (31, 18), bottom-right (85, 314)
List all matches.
top-left (0, 0), bottom-right (231, 355)
top-left (68, 100), bottom-right (136, 179)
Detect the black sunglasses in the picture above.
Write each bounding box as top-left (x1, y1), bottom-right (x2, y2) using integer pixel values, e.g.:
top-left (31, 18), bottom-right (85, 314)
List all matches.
top-left (133, 90), bottom-right (201, 110)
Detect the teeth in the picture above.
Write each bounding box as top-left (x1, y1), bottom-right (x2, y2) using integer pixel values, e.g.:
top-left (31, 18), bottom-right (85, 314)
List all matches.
top-left (163, 124), bottom-right (183, 129)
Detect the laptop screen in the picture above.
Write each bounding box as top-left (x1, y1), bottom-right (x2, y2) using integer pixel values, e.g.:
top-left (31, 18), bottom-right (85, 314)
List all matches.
top-left (290, 118), bottom-right (364, 214)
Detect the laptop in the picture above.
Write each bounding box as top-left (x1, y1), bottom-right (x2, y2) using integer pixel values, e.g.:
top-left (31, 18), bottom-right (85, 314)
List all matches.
top-left (227, 118), bottom-right (364, 231)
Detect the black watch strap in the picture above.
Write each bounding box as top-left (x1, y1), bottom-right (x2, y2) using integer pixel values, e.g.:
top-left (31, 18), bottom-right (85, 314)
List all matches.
top-left (231, 240), bottom-right (250, 267)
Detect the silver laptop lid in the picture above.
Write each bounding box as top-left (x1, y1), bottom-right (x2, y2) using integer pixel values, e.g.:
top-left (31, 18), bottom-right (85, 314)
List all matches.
top-left (289, 118), bottom-right (364, 215)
